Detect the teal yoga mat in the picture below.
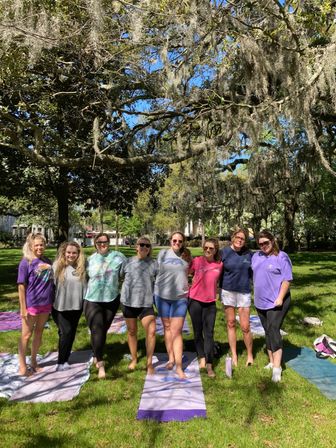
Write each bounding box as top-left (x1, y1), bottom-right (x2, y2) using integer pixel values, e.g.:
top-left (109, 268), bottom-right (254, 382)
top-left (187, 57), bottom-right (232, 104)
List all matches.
top-left (284, 346), bottom-right (336, 400)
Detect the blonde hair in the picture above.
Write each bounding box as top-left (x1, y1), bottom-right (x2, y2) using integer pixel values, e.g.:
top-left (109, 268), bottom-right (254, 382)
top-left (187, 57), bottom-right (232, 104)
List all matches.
top-left (22, 233), bottom-right (47, 263)
top-left (136, 236), bottom-right (152, 257)
top-left (54, 241), bottom-right (86, 282)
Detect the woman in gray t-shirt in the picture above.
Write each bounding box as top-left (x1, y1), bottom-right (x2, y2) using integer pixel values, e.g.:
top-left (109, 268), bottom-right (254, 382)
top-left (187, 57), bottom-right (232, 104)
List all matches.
top-left (120, 237), bottom-right (157, 375)
top-left (52, 241), bottom-right (87, 371)
top-left (154, 231), bottom-right (192, 379)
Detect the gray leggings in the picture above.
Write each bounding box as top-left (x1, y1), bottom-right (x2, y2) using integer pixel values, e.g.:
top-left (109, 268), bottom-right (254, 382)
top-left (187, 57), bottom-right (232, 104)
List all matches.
top-left (257, 294), bottom-right (290, 352)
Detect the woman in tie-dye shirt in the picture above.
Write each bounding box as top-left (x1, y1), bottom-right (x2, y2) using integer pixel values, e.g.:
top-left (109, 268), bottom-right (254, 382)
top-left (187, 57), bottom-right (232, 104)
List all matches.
top-left (84, 232), bottom-right (126, 379)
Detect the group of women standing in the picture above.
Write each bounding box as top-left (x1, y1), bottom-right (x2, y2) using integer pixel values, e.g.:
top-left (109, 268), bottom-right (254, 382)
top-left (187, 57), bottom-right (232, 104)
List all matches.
top-left (17, 228), bottom-right (292, 384)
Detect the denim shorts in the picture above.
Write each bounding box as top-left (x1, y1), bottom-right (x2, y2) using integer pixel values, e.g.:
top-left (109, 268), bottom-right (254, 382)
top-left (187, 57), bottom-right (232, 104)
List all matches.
top-left (154, 295), bottom-right (188, 318)
top-left (220, 289), bottom-right (251, 308)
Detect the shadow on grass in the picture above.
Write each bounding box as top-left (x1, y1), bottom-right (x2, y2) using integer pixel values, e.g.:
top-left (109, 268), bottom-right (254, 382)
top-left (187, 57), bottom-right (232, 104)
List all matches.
top-left (290, 252), bottom-right (336, 265)
top-left (291, 270), bottom-right (336, 288)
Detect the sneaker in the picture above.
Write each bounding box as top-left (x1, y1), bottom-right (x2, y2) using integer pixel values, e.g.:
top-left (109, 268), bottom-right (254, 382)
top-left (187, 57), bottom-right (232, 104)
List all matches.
top-left (272, 367), bottom-right (282, 382)
top-left (56, 364), bottom-right (64, 372)
top-left (63, 362), bottom-right (71, 370)
top-left (264, 362), bottom-right (273, 370)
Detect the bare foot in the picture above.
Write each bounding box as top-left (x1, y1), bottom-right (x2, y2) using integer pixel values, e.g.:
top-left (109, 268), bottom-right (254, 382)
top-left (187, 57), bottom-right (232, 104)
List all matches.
top-left (30, 364), bottom-right (43, 373)
top-left (206, 364), bottom-right (216, 378)
top-left (96, 361), bottom-right (106, 379)
top-left (232, 356), bottom-right (238, 367)
top-left (147, 364), bottom-right (155, 375)
top-left (18, 367), bottom-right (33, 377)
top-left (246, 358), bottom-right (254, 367)
top-left (166, 361), bottom-right (174, 370)
top-left (199, 358), bottom-right (206, 369)
top-left (128, 359), bottom-right (137, 371)
top-left (175, 367), bottom-right (187, 379)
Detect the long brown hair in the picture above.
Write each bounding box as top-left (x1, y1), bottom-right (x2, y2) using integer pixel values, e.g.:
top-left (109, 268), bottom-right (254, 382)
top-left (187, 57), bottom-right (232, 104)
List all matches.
top-left (257, 229), bottom-right (280, 255)
top-left (54, 241), bottom-right (86, 282)
top-left (170, 231), bottom-right (187, 254)
top-left (203, 238), bottom-right (221, 262)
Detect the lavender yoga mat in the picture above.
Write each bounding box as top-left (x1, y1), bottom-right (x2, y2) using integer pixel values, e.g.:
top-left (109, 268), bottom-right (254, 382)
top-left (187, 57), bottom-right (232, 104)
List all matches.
top-left (0, 311), bottom-right (21, 332)
top-left (0, 350), bottom-right (92, 403)
top-left (137, 352), bottom-right (206, 422)
top-left (236, 315), bottom-right (287, 337)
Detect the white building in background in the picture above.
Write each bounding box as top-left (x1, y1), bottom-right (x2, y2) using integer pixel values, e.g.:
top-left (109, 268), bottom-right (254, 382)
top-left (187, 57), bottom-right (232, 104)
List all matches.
top-left (0, 215), bottom-right (16, 233)
top-left (0, 215), bottom-right (54, 243)
top-left (72, 228), bottom-right (124, 247)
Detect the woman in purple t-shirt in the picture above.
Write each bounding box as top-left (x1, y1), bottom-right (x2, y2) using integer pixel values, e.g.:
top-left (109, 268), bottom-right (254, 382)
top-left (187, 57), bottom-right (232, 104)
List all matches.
top-left (17, 233), bottom-right (54, 376)
top-left (252, 230), bottom-right (293, 383)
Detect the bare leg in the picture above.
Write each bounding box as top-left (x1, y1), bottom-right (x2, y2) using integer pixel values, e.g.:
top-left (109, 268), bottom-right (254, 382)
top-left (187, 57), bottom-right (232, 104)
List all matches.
top-left (161, 317), bottom-right (174, 368)
top-left (141, 315), bottom-right (156, 375)
top-left (170, 317), bottom-right (186, 379)
top-left (125, 318), bottom-right (138, 370)
top-left (272, 349), bottom-right (282, 368)
top-left (18, 315), bottom-right (35, 375)
top-left (224, 306), bottom-right (238, 366)
top-left (267, 350), bottom-right (274, 365)
top-left (31, 313), bottom-right (49, 371)
top-left (238, 307), bottom-right (254, 365)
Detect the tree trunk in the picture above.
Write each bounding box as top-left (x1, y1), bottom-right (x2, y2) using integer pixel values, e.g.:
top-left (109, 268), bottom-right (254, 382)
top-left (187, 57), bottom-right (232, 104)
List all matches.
top-left (115, 214), bottom-right (119, 250)
top-left (283, 198), bottom-right (298, 253)
top-left (55, 173), bottom-right (69, 246)
top-left (99, 204), bottom-right (104, 232)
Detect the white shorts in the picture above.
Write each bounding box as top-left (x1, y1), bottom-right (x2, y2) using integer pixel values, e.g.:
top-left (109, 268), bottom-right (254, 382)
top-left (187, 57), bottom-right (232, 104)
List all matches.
top-left (220, 289), bottom-right (251, 308)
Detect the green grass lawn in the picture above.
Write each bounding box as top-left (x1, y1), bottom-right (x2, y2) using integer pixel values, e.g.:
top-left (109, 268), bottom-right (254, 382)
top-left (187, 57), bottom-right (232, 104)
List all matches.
top-left (0, 248), bottom-right (336, 448)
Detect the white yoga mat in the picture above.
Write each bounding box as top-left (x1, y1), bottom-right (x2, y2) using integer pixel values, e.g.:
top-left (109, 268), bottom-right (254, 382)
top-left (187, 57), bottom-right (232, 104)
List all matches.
top-left (0, 351), bottom-right (92, 403)
top-left (137, 352), bottom-right (206, 422)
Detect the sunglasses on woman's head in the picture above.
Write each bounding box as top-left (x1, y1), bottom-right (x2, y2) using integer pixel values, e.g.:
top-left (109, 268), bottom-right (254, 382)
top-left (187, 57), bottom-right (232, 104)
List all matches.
top-left (172, 239), bottom-right (183, 243)
top-left (138, 243), bottom-right (151, 248)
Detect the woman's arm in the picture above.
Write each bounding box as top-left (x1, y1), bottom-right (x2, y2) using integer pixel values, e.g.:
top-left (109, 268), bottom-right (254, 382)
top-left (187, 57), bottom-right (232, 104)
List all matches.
top-left (18, 283), bottom-right (27, 317)
top-left (274, 280), bottom-right (291, 307)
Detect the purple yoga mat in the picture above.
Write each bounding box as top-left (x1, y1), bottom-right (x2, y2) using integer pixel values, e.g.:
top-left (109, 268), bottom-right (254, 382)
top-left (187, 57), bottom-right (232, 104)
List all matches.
top-left (137, 352), bottom-right (206, 422)
top-left (0, 311), bottom-right (21, 332)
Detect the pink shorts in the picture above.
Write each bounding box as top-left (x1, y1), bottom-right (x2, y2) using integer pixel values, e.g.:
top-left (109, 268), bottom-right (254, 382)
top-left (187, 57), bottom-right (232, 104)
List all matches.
top-left (26, 304), bottom-right (52, 315)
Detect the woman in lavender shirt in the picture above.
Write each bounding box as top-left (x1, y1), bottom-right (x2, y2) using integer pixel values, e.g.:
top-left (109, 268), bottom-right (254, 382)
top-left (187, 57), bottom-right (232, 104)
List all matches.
top-left (252, 230), bottom-right (293, 383)
top-left (17, 233), bottom-right (54, 376)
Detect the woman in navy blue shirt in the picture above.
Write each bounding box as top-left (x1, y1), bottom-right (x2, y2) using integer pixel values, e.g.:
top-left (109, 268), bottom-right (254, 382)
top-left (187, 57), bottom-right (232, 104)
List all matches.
top-left (220, 228), bottom-right (253, 367)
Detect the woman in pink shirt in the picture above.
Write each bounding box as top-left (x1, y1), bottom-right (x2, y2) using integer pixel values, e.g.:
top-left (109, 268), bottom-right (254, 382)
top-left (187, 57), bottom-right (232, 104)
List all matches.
top-left (188, 238), bottom-right (223, 378)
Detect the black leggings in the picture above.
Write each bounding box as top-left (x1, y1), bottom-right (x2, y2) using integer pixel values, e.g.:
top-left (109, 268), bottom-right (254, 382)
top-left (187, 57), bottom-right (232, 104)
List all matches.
top-left (52, 308), bottom-right (82, 364)
top-left (188, 299), bottom-right (217, 364)
top-left (84, 298), bottom-right (120, 362)
top-left (257, 294), bottom-right (290, 353)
